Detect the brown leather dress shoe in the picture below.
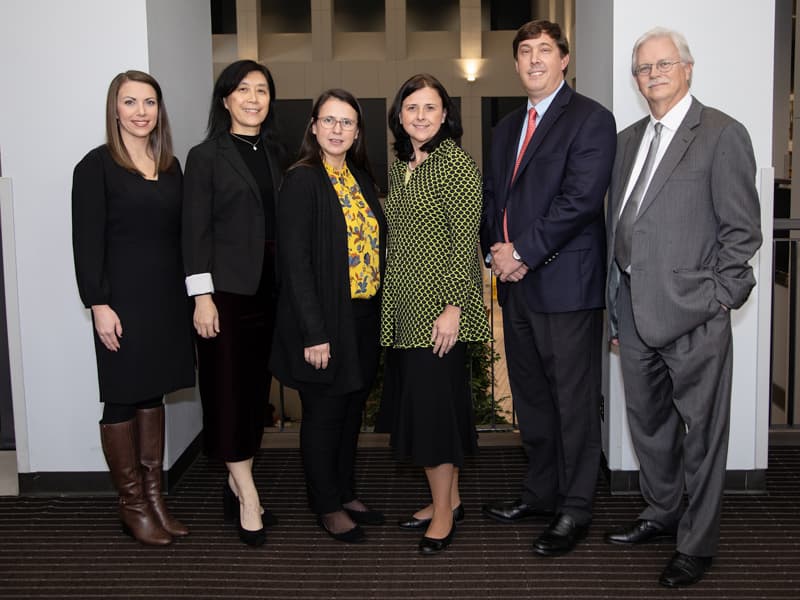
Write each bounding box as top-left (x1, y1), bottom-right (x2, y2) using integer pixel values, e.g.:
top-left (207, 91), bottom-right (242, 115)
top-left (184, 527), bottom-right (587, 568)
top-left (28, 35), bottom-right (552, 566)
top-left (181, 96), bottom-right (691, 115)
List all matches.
top-left (659, 552), bottom-right (712, 587)
top-left (481, 499), bottom-right (554, 524)
top-left (604, 519), bottom-right (676, 544)
top-left (532, 513), bottom-right (589, 556)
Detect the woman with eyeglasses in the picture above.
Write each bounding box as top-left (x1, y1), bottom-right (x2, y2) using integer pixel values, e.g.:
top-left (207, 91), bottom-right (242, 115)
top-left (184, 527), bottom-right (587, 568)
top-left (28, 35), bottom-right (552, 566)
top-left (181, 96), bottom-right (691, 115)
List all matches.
top-left (271, 89), bottom-right (386, 543)
top-left (183, 60), bottom-right (284, 547)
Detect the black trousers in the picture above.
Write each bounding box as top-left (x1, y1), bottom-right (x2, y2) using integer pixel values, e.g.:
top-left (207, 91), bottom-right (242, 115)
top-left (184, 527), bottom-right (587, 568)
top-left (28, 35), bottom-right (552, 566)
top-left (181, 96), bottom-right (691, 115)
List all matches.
top-left (502, 284), bottom-right (603, 525)
top-left (299, 298), bottom-right (380, 515)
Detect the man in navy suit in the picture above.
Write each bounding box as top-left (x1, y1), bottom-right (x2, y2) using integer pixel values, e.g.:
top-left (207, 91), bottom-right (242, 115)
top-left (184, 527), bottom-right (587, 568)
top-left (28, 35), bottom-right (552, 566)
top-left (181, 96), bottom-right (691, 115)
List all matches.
top-left (480, 19), bottom-right (616, 556)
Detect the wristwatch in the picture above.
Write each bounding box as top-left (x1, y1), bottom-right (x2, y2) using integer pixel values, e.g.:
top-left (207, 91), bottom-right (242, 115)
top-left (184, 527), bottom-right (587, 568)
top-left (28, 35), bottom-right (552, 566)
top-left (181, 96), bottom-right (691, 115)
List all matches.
top-left (512, 249), bottom-right (522, 261)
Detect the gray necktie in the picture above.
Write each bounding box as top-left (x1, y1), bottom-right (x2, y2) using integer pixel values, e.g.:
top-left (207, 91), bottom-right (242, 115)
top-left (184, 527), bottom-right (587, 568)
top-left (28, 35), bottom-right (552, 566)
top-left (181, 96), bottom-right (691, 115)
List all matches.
top-left (614, 122), bottom-right (663, 271)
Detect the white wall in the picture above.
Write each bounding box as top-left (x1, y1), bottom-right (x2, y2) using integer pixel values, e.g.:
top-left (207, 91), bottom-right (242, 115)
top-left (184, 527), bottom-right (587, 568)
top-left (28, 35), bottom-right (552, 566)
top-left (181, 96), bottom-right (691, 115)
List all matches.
top-left (576, 0), bottom-right (775, 472)
top-left (0, 0), bottom-right (210, 473)
top-left (145, 0), bottom-right (212, 467)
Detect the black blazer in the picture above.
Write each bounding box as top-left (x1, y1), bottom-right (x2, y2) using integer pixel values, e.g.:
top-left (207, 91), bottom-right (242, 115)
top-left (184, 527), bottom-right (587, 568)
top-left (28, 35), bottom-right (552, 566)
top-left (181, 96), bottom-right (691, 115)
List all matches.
top-left (480, 84), bottom-right (617, 313)
top-left (182, 132), bottom-right (282, 295)
top-left (270, 162), bottom-right (386, 395)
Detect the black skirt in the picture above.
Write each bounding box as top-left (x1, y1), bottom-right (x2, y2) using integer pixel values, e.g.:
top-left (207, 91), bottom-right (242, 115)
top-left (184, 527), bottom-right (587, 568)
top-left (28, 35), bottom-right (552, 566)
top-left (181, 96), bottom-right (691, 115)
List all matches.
top-left (377, 343), bottom-right (477, 467)
top-left (196, 244), bottom-right (276, 462)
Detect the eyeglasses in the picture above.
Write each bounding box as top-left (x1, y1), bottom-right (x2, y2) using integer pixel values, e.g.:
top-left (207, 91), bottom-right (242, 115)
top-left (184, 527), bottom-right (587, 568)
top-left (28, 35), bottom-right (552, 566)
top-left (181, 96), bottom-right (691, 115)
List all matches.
top-left (316, 116), bottom-right (357, 131)
top-left (633, 59), bottom-right (683, 77)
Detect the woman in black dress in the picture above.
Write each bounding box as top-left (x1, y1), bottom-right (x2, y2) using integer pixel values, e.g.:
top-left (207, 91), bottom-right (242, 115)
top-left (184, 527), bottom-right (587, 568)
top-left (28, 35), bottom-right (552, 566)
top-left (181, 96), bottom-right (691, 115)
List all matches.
top-left (271, 89), bottom-right (386, 543)
top-left (183, 60), bottom-right (283, 547)
top-left (72, 70), bottom-right (195, 546)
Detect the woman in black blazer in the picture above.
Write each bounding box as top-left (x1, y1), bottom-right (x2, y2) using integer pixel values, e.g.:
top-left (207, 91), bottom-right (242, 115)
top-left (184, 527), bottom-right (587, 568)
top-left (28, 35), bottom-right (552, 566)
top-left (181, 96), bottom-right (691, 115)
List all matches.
top-left (182, 60), bottom-right (283, 547)
top-left (271, 89), bottom-right (386, 543)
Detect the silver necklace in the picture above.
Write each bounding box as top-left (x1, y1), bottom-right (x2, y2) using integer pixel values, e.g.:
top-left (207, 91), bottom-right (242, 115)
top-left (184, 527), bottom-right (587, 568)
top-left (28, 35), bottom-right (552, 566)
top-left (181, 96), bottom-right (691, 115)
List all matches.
top-left (230, 132), bottom-right (260, 151)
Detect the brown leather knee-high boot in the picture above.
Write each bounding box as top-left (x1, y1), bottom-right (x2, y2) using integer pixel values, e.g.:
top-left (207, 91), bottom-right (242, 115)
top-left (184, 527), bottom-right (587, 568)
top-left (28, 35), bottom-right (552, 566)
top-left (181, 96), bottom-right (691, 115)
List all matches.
top-left (136, 406), bottom-right (189, 536)
top-left (100, 420), bottom-right (173, 546)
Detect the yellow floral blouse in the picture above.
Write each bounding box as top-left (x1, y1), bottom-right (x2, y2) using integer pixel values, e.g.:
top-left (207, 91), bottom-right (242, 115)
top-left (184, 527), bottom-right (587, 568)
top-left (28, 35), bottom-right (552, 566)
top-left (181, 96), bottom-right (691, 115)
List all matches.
top-left (325, 161), bottom-right (381, 298)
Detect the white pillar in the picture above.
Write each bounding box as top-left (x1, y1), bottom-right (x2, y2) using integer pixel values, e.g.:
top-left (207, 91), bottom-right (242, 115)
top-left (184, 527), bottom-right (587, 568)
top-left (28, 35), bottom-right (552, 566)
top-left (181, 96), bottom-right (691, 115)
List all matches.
top-left (575, 0), bottom-right (774, 488)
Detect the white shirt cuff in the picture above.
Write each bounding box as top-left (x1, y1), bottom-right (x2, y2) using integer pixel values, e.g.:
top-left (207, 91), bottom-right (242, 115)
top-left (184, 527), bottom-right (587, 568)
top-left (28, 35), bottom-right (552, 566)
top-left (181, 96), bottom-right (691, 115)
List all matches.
top-left (185, 273), bottom-right (214, 296)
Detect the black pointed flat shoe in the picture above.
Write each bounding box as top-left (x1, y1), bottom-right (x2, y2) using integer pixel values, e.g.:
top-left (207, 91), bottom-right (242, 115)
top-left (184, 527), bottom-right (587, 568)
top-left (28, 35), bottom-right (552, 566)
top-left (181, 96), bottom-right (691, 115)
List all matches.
top-left (345, 507), bottom-right (385, 526)
top-left (317, 517), bottom-right (366, 543)
top-left (398, 504), bottom-right (465, 530)
top-left (418, 522), bottom-right (456, 555)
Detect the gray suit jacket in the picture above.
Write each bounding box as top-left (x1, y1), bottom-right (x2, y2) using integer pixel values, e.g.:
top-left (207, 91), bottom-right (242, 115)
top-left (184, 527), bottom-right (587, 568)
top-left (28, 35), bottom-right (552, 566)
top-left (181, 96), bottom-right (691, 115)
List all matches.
top-left (606, 97), bottom-right (762, 347)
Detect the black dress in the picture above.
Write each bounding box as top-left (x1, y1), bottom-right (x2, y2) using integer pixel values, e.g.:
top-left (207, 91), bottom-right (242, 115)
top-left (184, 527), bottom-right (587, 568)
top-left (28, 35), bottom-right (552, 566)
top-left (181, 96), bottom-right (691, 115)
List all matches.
top-left (72, 145), bottom-right (195, 404)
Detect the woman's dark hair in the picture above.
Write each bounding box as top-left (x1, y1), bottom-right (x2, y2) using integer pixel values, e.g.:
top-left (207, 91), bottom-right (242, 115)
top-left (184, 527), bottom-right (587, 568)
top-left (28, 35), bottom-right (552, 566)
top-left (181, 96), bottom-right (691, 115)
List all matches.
top-left (387, 73), bottom-right (462, 162)
top-left (290, 88), bottom-right (374, 181)
top-left (205, 59), bottom-right (279, 141)
top-left (105, 70), bottom-right (174, 176)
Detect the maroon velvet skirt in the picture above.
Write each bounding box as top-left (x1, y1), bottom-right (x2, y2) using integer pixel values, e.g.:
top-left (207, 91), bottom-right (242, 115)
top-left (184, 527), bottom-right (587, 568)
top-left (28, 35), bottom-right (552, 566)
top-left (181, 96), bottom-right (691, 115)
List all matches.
top-left (196, 246), bottom-right (275, 462)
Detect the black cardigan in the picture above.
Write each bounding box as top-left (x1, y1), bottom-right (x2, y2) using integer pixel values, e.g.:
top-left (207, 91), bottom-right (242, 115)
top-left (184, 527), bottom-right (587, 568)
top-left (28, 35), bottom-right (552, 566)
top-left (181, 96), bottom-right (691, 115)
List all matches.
top-left (270, 162), bottom-right (386, 394)
top-left (182, 132), bottom-right (282, 295)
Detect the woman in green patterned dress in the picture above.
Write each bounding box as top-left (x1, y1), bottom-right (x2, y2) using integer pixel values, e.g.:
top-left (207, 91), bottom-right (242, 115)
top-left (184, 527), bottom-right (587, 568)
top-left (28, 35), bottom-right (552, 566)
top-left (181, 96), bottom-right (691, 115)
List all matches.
top-left (378, 73), bottom-right (491, 555)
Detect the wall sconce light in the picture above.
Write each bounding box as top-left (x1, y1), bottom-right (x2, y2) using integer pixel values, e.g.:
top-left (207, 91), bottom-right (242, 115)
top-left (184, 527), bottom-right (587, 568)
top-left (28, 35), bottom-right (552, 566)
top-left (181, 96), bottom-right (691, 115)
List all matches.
top-left (461, 58), bottom-right (482, 83)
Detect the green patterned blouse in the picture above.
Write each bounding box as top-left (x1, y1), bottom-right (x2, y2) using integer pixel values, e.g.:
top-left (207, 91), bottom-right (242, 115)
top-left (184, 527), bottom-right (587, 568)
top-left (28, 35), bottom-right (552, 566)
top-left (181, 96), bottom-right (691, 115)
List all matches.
top-left (380, 138), bottom-right (491, 349)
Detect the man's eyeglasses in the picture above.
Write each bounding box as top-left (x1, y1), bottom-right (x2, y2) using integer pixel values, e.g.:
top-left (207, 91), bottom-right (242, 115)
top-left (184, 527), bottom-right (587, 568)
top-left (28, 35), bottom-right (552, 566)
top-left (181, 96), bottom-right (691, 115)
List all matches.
top-left (316, 116), bottom-right (357, 131)
top-left (633, 59), bottom-right (683, 77)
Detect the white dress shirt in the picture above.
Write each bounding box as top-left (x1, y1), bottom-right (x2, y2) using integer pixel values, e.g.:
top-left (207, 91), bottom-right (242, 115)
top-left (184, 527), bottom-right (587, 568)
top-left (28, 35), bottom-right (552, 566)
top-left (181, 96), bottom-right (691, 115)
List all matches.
top-left (618, 92), bottom-right (693, 217)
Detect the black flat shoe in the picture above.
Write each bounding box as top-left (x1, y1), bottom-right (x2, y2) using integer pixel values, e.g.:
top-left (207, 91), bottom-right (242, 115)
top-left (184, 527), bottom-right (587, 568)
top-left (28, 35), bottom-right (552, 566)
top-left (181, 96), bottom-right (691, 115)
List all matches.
top-left (317, 517), bottom-right (366, 543)
top-left (418, 522), bottom-right (456, 555)
top-left (659, 552), bottom-right (712, 587)
top-left (345, 507), bottom-right (385, 526)
top-left (398, 504), bottom-right (465, 530)
top-left (223, 482), bottom-right (278, 527)
top-left (238, 522), bottom-right (266, 547)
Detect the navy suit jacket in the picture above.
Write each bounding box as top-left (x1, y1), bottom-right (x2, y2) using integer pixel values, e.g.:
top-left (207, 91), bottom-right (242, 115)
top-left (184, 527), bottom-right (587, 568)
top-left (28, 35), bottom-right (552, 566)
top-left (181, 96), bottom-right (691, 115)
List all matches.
top-left (481, 83), bottom-right (617, 312)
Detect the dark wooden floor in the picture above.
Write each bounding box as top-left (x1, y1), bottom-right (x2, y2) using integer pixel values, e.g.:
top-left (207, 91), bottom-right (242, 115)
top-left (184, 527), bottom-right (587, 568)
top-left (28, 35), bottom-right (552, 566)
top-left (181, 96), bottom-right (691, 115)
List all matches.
top-left (1, 445), bottom-right (799, 599)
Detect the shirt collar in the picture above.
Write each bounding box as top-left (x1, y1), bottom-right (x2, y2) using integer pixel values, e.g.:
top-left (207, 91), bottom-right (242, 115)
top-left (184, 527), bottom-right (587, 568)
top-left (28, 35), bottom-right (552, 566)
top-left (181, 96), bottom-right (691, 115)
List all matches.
top-left (651, 92), bottom-right (692, 131)
top-left (528, 80), bottom-right (565, 118)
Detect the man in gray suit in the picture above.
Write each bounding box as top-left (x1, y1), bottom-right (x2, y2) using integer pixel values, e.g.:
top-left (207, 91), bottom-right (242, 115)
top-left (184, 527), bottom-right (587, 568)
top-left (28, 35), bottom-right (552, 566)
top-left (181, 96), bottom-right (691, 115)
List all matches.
top-left (605, 28), bottom-right (762, 587)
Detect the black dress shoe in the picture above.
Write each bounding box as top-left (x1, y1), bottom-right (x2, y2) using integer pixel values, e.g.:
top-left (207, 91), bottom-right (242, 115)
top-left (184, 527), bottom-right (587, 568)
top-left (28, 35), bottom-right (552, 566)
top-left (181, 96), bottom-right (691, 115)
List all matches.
top-left (317, 517), bottom-right (366, 543)
top-left (482, 499), bottom-right (553, 524)
top-left (604, 519), bottom-right (675, 545)
top-left (532, 514), bottom-right (589, 556)
top-left (345, 507), bottom-right (386, 526)
top-left (398, 504), bottom-right (465, 530)
top-left (659, 552), bottom-right (712, 587)
top-left (223, 483), bottom-right (278, 527)
top-left (418, 522), bottom-right (456, 555)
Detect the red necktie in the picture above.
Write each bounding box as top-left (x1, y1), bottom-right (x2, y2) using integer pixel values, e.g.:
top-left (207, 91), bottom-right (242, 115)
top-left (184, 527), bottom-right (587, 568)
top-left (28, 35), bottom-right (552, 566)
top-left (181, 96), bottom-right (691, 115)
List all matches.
top-left (504, 107), bottom-right (537, 242)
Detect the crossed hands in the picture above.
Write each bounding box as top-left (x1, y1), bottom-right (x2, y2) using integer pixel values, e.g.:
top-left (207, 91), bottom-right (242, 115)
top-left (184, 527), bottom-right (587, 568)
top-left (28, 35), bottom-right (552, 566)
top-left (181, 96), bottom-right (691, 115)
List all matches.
top-left (490, 242), bottom-right (529, 283)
